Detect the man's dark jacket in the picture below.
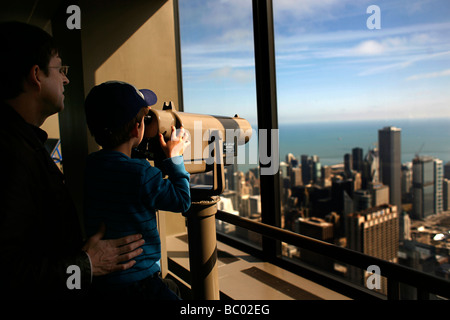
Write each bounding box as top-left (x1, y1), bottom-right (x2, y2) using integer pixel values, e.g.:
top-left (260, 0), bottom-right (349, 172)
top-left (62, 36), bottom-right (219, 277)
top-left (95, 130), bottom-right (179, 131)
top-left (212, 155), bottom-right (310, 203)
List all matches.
top-left (0, 102), bottom-right (91, 299)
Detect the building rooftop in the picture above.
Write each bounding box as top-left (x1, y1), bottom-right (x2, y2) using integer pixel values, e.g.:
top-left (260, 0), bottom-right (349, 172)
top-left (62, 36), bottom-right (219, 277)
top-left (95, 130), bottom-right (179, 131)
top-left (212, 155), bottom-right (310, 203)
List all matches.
top-left (380, 126), bottom-right (401, 132)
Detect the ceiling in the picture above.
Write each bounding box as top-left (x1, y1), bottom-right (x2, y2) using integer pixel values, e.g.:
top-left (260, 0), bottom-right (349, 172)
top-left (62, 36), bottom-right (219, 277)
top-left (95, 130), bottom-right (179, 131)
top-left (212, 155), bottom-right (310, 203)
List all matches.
top-left (0, 0), bottom-right (63, 30)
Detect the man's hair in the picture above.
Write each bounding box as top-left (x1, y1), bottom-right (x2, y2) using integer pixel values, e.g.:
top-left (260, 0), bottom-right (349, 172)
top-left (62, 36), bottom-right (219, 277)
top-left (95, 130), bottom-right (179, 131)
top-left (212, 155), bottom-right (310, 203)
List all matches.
top-left (92, 107), bottom-right (149, 149)
top-left (0, 21), bottom-right (59, 101)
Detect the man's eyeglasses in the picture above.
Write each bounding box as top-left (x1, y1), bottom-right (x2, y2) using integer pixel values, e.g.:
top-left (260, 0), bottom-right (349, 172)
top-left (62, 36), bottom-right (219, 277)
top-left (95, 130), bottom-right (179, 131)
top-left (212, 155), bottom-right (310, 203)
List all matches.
top-left (48, 65), bottom-right (69, 76)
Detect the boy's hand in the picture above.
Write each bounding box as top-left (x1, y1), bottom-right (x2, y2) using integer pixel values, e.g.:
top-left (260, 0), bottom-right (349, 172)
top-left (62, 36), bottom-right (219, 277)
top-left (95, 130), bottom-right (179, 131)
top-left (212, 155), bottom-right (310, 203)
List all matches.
top-left (160, 126), bottom-right (190, 158)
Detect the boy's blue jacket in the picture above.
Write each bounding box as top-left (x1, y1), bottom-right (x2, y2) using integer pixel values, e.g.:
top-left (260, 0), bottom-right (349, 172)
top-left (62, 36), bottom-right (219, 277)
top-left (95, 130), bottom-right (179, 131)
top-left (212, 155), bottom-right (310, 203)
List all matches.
top-left (84, 150), bottom-right (190, 287)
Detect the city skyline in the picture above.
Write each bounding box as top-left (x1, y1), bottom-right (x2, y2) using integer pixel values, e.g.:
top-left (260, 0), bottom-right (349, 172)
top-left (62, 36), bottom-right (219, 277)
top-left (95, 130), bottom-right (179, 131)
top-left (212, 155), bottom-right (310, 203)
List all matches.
top-left (214, 121), bottom-right (450, 285)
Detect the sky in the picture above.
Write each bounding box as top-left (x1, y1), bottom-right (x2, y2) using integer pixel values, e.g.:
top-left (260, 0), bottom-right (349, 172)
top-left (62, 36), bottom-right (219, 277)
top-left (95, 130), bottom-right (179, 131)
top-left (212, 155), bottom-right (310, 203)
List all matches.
top-left (178, 0), bottom-right (450, 125)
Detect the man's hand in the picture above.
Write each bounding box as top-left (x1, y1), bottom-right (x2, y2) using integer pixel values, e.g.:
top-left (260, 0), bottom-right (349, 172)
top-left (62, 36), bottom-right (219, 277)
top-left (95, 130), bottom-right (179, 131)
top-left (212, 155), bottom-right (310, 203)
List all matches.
top-left (82, 223), bottom-right (145, 277)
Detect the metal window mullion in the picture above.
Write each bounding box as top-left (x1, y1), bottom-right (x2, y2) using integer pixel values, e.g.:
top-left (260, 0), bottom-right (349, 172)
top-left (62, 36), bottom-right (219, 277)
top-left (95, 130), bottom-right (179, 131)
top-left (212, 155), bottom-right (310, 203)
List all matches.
top-left (252, 0), bottom-right (281, 259)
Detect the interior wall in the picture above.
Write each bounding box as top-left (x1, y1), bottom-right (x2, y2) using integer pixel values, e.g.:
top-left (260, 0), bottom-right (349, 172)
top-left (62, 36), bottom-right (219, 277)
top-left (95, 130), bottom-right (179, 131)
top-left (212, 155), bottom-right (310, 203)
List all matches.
top-left (41, 114), bottom-right (60, 139)
top-left (81, 1), bottom-right (180, 106)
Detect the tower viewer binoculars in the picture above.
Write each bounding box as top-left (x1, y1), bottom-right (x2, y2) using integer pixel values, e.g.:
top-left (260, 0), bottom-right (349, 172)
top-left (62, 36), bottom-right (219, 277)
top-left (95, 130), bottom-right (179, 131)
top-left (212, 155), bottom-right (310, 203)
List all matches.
top-left (134, 102), bottom-right (253, 175)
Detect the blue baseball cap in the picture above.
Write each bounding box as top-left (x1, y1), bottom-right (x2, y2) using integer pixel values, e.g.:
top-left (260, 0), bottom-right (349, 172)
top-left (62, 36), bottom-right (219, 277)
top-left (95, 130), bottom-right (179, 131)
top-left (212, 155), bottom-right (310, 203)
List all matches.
top-left (85, 81), bottom-right (157, 134)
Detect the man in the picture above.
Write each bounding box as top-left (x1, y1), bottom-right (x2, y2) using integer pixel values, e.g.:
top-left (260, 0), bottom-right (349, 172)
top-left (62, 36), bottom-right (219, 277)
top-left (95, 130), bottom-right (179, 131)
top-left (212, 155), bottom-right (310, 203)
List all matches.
top-left (0, 21), bottom-right (144, 299)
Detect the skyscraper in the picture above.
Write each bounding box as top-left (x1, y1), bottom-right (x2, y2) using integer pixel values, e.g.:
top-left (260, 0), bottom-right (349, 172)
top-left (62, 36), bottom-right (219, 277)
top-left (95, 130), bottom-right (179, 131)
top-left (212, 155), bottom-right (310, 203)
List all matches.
top-left (443, 179), bottom-right (450, 211)
top-left (434, 158), bottom-right (443, 214)
top-left (347, 204), bottom-right (399, 261)
top-left (412, 156), bottom-right (434, 219)
top-left (378, 127), bottom-right (402, 212)
top-left (301, 155), bottom-right (312, 185)
top-left (296, 217), bottom-right (334, 271)
top-left (444, 162), bottom-right (450, 180)
top-left (347, 204), bottom-right (399, 294)
top-left (352, 147), bottom-right (363, 172)
top-left (362, 148), bottom-right (379, 189)
top-left (369, 182), bottom-right (389, 207)
top-left (344, 153), bottom-right (353, 178)
top-left (411, 156), bottom-right (443, 219)
top-left (401, 162), bottom-right (413, 202)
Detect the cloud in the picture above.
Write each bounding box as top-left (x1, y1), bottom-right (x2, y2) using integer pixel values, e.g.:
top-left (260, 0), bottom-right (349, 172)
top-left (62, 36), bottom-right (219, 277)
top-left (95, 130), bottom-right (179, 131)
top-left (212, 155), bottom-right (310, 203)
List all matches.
top-left (358, 60), bottom-right (413, 76)
top-left (353, 40), bottom-right (386, 55)
top-left (359, 50), bottom-right (450, 76)
top-left (209, 66), bottom-right (254, 83)
top-left (274, 0), bottom-right (363, 25)
top-left (407, 68), bottom-right (450, 81)
top-left (199, 0), bottom-right (252, 31)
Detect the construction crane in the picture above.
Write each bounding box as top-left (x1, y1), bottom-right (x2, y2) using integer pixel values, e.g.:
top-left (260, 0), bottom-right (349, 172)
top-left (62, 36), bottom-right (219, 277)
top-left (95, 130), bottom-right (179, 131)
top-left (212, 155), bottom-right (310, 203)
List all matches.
top-left (415, 142), bottom-right (425, 158)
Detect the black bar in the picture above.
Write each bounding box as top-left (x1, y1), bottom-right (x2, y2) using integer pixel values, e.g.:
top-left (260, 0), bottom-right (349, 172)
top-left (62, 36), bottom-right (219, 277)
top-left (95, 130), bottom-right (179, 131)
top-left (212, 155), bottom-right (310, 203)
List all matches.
top-left (51, 1), bottom-right (89, 225)
top-left (417, 288), bottom-right (430, 300)
top-left (252, 0), bottom-right (281, 258)
top-left (387, 279), bottom-right (400, 300)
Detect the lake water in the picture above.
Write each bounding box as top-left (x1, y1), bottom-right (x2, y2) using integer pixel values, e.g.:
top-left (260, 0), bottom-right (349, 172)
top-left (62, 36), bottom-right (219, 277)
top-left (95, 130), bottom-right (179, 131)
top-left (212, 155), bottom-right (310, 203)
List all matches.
top-left (236, 118), bottom-right (450, 172)
top-left (278, 118), bottom-right (450, 166)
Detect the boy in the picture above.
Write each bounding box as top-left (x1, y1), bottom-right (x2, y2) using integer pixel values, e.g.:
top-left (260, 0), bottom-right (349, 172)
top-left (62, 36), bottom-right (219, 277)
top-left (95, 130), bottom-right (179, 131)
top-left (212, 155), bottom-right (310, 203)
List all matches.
top-left (84, 81), bottom-right (191, 299)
